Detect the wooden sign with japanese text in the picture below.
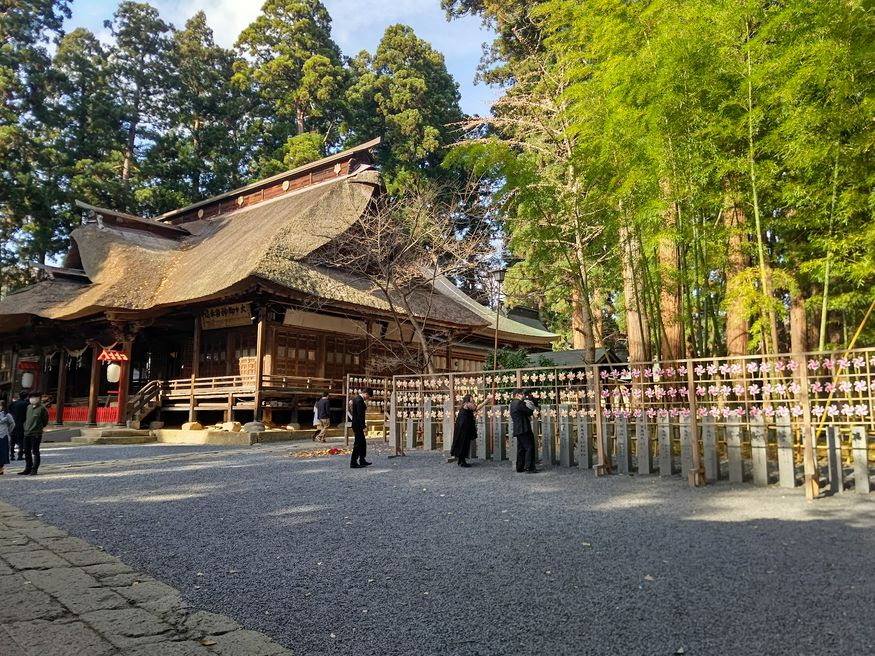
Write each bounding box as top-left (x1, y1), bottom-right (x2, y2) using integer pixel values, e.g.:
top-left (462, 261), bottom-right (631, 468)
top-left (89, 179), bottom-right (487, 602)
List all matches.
top-left (201, 303), bottom-right (252, 330)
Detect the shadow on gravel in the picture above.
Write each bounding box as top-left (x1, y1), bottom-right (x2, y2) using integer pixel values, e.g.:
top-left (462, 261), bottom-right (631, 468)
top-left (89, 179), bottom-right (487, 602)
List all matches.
top-left (0, 448), bottom-right (873, 656)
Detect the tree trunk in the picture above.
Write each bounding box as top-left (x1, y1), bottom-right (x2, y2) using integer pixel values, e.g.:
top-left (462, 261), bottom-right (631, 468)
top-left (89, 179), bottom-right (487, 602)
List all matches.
top-left (591, 288), bottom-right (604, 349)
top-left (296, 104), bottom-right (306, 135)
top-left (572, 237), bottom-right (596, 364)
top-left (790, 288), bottom-right (807, 355)
top-left (724, 190), bottom-right (750, 356)
top-left (122, 114), bottom-right (138, 193)
top-left (621, 223), bottom-right (650, 365)
top-left (658, 182), bottom-right (683, 362)
top-left (571, 286), bottom-right (588, 351)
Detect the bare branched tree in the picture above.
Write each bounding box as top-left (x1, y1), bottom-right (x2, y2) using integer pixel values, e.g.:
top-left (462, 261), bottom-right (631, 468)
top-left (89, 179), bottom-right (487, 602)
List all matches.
top-left (307, 177), bottom-right (493, 374)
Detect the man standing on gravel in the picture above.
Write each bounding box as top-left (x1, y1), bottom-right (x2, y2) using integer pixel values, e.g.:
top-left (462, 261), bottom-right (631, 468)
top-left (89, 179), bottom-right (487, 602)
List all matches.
top-left (315, 391), bottom-right (331, 442)
top-left (510, 388), bottom-right (537, 473)
top-left (350, 388), bottom-right (372, 469)
top-left (19, 390), bottom-right (49, 476)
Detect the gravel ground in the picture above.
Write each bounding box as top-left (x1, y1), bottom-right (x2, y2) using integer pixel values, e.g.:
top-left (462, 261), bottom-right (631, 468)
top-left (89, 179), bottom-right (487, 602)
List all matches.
top-left (1, 443), bottom-right (873, 656)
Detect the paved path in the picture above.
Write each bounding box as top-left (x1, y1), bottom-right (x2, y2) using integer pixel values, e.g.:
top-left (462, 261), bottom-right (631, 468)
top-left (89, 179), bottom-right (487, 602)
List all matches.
top-left (0, 441), bottom-right (873, 655)
top-left (0, 500), bottom-right (291, 656)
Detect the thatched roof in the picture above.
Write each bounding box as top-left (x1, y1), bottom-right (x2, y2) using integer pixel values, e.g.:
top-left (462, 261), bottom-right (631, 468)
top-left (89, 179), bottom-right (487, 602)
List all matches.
top-left (0, 154), bottom-right (553, 345)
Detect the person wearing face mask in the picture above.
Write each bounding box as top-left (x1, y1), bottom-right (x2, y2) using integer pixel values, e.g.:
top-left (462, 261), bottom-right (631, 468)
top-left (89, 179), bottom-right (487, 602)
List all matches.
top-left (0, 399), bottom-right (15, 475)
top-left (19, 391), bottom-right (49, 476)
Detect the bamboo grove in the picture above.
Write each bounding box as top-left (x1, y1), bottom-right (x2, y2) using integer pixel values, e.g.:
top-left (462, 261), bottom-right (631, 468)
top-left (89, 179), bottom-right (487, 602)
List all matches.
top-left (443, 0), bottom-right (875, 361)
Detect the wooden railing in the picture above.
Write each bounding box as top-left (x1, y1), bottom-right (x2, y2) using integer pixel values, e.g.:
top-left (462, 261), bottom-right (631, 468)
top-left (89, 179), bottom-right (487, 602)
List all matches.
top-left (128, 379), bottom-right (162, 419)
top-left (163, 374), bottom-right (345, 398)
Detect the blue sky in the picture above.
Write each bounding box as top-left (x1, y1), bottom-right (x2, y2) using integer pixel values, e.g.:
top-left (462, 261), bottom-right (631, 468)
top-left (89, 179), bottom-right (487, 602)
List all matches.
top-left (65, 0), bottom-right (499, 117)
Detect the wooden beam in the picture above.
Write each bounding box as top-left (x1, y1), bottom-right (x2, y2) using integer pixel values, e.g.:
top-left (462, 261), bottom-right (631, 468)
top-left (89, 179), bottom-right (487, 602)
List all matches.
top-left (54, 350), bottom-right (68, 425)
top-left (192, 315), bottom-right (201, 379)
top-left (86, 346), bottom-right (100, 426)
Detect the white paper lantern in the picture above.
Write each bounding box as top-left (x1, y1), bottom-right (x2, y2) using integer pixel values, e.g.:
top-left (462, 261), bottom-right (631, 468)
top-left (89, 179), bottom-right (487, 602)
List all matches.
top-left (106, 362), bottom-right (121, 384)
top-left (21, 371), bottom-right (34, 389)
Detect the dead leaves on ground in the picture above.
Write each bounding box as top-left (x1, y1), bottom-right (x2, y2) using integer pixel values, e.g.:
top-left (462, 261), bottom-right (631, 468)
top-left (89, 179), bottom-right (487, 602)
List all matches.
top-left (285, 447), bottom-right (351, 458)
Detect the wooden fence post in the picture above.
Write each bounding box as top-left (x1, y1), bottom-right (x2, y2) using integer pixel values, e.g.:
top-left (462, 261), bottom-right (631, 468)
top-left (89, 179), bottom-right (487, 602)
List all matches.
top-left (442, 397), bottom-right (453, 458)
top-left (726, 416), bottom-right (744, 483)
top-left (636, 415), bottom-right (652, 474)
top-left (493, 407), bottom-right (507, 461)
top-left (750, 414), bottom-right (769, 487)
top-left (685, 359), bottom-right (705, 486)
top-left (478, 407), bottom-right (489, 460)
top-left (406, 416), bottom-right (416, 452)
top-left (679, 414), bottom-right (694, 481)
top-left (423, 397), bottom-right (435, 450)
top-left (576, 413), bottom-right (592, 470)
top-left (615, 415), bottom-right (631, 473)
top-left (543, 405), bottom-right (556, 468)
top-left (826, 426), bottom-right (843, 495)
top-left (776, 415), bottom-right (797, 489)
top-left (559, 405), bottom-right (572, 467)
top-left (592, 366), bottom-right (609, 475)
top-left (851, 425), bottom-right (870, 494)
top-left (657, 414), bottom-right (673, 477)
top-left (701, 415), bottom-right (718, 482)
top-left (389, 391), bottom-right (399, 456)
top-left (795, 355), bottom-right (818, 500)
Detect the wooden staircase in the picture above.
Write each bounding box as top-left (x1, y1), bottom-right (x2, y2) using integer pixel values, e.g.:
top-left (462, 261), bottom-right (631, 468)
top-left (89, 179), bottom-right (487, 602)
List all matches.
top-left (126, 379), bottom-right (164, 429)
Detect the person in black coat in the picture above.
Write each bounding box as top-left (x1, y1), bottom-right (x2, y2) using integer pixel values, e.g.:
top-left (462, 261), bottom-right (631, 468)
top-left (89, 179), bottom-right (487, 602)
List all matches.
top-left (450, 394), bottom-right (490, 467)
top-left (510, 388), bottom-right (538, 473)
top-left (9, 391), bottom-right (28, 460)
top-left (349, 388), bottom-right (373, 469)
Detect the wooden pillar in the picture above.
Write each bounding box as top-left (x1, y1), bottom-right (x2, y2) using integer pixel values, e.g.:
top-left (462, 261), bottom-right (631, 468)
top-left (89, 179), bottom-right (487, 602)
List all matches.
top-left (86, 346), bottom-right (100, 426)
top-left (254, 308), bottom-right (266, 422)
top-left (115, 341), bottom-right (133, 426)
top-left (192, 315), bottom-right (201, 378)
top-left (189, 315), bottom-right (201, 424)
top-left (54, 350), bottom-right (68, 425)
top-left (445, 331), bottom-right (454, 372)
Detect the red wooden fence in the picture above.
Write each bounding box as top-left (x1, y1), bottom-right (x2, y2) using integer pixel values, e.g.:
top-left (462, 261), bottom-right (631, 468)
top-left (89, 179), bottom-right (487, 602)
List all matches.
top-left (47, 406), bottom-right (119, 424)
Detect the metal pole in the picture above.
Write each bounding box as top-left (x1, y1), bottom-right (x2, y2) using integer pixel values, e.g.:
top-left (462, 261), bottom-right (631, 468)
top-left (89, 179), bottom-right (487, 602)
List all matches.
top-left (490, 275), bottom-right (502, 457)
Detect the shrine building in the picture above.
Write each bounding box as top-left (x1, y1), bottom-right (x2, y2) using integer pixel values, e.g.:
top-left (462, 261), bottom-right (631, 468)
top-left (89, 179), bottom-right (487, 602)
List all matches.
top-left (0, 139), bottom-right (554, 428)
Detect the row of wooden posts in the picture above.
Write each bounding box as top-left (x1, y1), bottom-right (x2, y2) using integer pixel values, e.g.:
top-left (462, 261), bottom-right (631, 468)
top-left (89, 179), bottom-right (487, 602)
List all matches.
top-left (388, 398), bottom-right (872, 497)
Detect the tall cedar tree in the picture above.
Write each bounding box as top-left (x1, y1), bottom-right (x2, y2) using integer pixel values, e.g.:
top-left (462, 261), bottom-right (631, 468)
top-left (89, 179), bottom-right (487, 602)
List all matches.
top-left (0, 0), bottom-right (71, 291)
top-left (234, 0), bottom-right (345, 175)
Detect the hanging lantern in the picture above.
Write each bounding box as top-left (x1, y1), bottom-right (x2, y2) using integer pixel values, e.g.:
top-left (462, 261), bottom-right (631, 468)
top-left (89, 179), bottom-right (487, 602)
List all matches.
top-left (106, 362), bottom-right (121, 383)
top-left (21, 371), bottom-right (35, 389)
top-left (98, 349), bottom-right (128, 384)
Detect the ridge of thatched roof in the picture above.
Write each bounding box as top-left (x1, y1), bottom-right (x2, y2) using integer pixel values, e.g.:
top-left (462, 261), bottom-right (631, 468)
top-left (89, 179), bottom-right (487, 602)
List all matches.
top-left (75, 200), bottom-right (190, 237)
top-left (156, 137), bottom-right (382, 224)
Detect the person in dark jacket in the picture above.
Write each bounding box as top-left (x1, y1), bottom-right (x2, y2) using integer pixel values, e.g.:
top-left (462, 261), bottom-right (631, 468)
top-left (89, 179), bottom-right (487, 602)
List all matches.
top-left (19, 391), bottom-right (49, 476)
top-left (314, 391), bottom-right (331, 442)
top-left (0, 400), bottom-right (14, 474)
top-left (9, 391), bottom-right (28, 460)
top-left (349, 388), bottom-right (373, 469)
top-left (510, 388), bottom-right (538, 473)
top-left (450, 394), bottom-right (490, 467)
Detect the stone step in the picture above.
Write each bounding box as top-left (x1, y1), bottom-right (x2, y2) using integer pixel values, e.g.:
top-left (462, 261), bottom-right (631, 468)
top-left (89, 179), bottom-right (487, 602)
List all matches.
top-left (72, 428), bottom-right (156, 445)
top-left (42, 427), bottom-right (81, 443)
